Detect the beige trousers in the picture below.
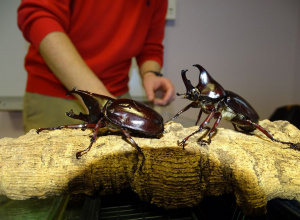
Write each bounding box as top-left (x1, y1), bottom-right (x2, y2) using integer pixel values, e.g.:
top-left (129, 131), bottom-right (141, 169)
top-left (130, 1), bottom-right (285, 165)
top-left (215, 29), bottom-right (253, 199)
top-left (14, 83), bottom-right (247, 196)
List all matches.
top-left (23, 92), bottom-right (131, 133)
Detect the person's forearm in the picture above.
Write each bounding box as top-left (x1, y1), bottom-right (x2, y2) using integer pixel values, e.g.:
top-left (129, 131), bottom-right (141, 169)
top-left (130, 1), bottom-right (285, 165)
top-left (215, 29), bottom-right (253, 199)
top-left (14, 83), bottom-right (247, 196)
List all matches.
top-left (39, 31), bottom-right (114, 98)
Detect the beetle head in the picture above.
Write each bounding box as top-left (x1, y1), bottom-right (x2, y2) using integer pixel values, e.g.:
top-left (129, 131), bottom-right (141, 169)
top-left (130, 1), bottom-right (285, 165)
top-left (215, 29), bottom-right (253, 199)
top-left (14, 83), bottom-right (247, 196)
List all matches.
top-left (193, 64), bottom-right (226, 100)
top-left (176, 69), bottom-right (201, 101)
top-left (66, 88), bottom-right (114, 123)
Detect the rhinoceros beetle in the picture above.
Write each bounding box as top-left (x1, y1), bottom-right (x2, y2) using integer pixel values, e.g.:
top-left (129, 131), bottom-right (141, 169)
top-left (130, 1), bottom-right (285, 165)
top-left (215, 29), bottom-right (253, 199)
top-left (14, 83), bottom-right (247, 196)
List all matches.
top-left (167, 64), bottom-right (300, 150)
top-left (37, 88), bottom-right (164, 159)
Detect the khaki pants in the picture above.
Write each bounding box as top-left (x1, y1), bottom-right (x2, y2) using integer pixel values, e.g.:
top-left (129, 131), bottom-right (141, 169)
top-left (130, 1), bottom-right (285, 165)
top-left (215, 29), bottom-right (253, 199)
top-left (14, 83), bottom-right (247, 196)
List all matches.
top-left (23, 92), bottom-right (131, 133)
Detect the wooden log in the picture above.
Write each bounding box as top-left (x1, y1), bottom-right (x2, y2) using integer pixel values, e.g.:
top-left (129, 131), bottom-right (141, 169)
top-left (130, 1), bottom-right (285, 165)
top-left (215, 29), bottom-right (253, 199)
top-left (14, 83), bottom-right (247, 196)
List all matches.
top-left (0, 119), bottom-right (299, 215)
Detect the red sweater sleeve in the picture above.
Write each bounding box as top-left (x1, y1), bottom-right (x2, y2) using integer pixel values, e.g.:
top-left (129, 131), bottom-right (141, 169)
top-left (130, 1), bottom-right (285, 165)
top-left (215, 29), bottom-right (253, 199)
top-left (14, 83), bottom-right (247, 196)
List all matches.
top-left (17, 0), bottom-right (72, 49)
top-left (136, 0), bottom-right (168, 67)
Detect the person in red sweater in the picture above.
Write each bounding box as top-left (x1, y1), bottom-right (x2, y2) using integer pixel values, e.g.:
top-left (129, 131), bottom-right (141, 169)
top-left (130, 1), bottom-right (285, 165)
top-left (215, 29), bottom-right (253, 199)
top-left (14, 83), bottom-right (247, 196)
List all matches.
top-left (18, 0), bottom-right (175, 132)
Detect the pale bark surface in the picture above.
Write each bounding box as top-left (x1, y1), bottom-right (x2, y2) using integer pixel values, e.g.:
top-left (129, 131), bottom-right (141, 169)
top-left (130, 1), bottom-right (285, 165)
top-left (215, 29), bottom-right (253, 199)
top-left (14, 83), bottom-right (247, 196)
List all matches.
top-left (0, 120), bottom-right (299, 215)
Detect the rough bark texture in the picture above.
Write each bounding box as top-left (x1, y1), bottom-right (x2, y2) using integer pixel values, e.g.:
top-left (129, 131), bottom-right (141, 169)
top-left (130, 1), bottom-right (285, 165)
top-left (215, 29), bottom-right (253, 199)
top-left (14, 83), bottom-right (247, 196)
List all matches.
top-left (0, 119), bottom-right (299, 215)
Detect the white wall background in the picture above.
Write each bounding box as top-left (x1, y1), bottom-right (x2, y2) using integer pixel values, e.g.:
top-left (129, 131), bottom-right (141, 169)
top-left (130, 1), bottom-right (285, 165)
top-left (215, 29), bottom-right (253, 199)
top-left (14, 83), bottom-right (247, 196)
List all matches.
top-left (0, 1), bottom-right (27, 138)
top-left (0, 1), bottom-right (27, 97)
top-left (1, 0), bottom-right (299, 138)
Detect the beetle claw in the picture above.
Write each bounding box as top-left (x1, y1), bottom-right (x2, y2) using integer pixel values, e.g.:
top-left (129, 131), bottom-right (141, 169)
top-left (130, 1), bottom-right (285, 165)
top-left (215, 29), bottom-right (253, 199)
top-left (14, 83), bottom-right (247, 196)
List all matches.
top-left (76, 152), bottom-right (82, 159)
top-left (197, 139), bottom-right (211, 146)
top-left (291, 143), bottom-right (300, 151)
top-left (177, 140), bottom-right (186, 149)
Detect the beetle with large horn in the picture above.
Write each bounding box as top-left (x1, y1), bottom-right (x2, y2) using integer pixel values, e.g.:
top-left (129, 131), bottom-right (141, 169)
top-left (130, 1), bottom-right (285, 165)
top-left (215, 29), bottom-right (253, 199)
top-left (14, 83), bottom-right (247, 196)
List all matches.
top-left (167, 64), bottom-right (300, 150)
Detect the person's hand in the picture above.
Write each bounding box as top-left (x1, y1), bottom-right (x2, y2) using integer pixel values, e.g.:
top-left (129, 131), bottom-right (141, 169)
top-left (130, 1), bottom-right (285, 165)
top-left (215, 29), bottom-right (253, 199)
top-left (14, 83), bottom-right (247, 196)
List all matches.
top-left (142, 73), bottom-right (175, 105)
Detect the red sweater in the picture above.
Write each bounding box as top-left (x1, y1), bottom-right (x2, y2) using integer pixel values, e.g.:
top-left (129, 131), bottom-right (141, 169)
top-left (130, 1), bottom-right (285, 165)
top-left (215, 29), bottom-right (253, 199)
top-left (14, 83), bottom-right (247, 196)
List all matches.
top-left (18, 0), bottom-right (167, 98)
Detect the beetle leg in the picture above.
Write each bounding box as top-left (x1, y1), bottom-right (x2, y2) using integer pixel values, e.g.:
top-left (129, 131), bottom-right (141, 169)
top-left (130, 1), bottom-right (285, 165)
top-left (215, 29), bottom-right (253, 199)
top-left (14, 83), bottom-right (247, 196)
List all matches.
top-left (178, 128), bottom-right (203, 149)
top-left (239, 120), bottom-right (300, 150)
top-left (178, 110), bottom-right (216, 149)
top-left (291, 143), bottom-right (300, 151)
top-left (195, 109), bottom-right (203, 126)
top-left (232, 123), bottom-right (239, 131)
top-left (120, 128), bottom-right (145, 170)
top-left (37, 122), bottom-right (106, 158)
top-left (165, 101), bottom-right (199, 123)
top-left (198, 113), bottom-right (222, 146)
top-left (76, 119), bottom-right (105, 158)
top-left (37, 123), bottom-right (97, 133)
top-left (120, 128), bottom-right (142, 154)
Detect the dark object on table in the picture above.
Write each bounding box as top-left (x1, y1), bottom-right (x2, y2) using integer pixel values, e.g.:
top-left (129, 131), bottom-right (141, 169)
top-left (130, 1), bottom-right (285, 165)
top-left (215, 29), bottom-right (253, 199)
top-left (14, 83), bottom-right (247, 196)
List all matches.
top-left (269, 105), bottom-right (300, 129)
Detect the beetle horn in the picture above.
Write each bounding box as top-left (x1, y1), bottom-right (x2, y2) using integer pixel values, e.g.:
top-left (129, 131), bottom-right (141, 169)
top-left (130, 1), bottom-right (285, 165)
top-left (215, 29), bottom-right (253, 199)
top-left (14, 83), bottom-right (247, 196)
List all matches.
top-left (66, 88), bottom-right (103, 116)
top-left (193, 64), bottom-right (210, 89)
top-left (181, 69), bottom-right (195, 93)
top-left (193, 64), bottom-right (226, 98)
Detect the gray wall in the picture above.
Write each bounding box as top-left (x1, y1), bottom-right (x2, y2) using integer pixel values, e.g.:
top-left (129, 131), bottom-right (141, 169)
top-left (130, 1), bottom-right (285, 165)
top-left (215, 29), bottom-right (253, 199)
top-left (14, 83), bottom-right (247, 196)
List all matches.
top-left (1, 0), bottom-right (299, 138)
